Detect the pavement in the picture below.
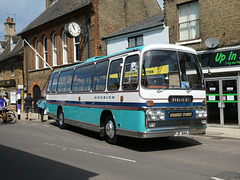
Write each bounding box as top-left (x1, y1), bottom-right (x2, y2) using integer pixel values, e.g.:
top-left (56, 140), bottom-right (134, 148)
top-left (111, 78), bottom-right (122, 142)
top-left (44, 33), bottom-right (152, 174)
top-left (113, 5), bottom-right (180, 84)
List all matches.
top-left (16, 112), bottom-right (240, 140)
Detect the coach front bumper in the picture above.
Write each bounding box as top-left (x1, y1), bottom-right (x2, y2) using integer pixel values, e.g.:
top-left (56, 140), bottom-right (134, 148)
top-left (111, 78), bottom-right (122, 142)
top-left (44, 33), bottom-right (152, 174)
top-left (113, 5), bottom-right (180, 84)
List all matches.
top-left (117, 126), bottom-right (206, 139)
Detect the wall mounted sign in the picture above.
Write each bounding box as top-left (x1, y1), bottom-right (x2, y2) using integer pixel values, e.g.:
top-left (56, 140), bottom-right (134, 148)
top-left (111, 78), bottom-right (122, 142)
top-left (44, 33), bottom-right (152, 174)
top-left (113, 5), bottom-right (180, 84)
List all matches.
top-left (198, 49), bottom-right (240, 67)
top-left (0, 79), bottom-right (16, 87)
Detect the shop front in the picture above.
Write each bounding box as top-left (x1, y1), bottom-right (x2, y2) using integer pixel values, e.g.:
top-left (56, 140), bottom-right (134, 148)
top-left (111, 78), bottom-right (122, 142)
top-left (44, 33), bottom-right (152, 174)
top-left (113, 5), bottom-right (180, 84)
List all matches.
top-left (198, 46), bottom-right (240, 127)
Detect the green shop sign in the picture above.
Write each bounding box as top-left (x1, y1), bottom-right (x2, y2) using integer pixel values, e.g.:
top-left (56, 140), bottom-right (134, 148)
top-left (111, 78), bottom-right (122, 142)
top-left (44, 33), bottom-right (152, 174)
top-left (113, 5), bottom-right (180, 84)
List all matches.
top-left (198, 49), bottom-right (240, 67)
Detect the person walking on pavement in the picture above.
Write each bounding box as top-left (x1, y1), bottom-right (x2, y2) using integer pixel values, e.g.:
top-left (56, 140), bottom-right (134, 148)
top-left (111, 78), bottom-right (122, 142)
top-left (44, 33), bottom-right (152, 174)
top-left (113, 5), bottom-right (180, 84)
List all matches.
top-left (0, 95), bottom-right (6, 122)
top-left (36, 96), bottom-right (47, 122)
top-left (24, 93), bottom-right (34, 120)
top-left (3, 95), bottom-right (9, 109)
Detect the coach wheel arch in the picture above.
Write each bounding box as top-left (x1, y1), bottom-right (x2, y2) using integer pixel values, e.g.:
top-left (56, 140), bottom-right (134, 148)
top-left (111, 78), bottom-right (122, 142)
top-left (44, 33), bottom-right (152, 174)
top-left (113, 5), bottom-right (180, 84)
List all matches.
top-left (100, 110), bottom-right (115, 136)
top-left (57, 106), bottom-right (63, 117)
top-left (100, 110), bottom-right (114, 127)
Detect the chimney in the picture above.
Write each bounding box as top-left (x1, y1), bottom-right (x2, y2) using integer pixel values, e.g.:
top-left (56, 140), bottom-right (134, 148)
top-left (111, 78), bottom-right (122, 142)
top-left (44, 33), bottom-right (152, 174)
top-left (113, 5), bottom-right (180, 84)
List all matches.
top-left (46, 0), bottom-right (57, 9)
top-left (4, 17), bottom-right (16, 41)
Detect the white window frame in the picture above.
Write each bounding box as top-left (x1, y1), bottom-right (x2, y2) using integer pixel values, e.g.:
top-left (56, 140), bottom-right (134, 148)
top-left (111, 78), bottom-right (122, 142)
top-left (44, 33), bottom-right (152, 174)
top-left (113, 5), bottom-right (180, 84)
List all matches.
top-left (43, 36), bottom-right (47, 68)
top-left (74, 36), bottom-right (80, 62)
top-left (62, 32), bottom-right (68, 64)
top-left (178, 1), bottom-right (200, 42)
top-left (35, 39), bottom-right (39, 69)
top-left (52, 33), bottom-right (57, 66)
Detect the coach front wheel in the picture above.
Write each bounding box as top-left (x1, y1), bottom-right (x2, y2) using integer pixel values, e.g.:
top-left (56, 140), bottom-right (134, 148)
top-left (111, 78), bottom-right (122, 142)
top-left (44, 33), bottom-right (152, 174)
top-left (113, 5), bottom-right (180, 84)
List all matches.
top-left (58, 109), bottom-right (65, 129)
top-left (104, 115), bottom-right (118, 144)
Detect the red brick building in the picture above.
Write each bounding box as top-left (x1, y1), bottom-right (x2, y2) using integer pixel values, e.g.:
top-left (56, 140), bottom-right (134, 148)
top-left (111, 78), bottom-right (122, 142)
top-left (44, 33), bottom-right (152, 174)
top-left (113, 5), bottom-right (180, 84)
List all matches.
top-left (19, 0), bottom-right (161, 110)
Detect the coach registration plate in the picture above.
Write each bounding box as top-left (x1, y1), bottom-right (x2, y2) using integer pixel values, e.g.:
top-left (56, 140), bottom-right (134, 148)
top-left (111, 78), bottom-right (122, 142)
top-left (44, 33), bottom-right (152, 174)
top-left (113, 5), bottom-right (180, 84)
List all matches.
top-left (169, 111), bottom-right (193, 118)
top-left (174, 131), bottom-right (189, 137)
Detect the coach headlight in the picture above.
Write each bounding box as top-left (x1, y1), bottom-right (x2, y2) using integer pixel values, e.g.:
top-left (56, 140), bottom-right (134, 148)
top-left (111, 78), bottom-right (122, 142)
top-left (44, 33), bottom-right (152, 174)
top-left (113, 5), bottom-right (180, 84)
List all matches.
top-left (196, 109), bottom-right (207, 118)
top-left (146, 109), bottom-right (165, 121)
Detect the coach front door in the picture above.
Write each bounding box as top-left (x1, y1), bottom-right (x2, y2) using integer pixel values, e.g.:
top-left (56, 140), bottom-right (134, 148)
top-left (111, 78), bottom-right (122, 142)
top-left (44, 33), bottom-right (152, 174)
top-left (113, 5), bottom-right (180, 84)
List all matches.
top-left (205, 78), bottom-right (240, 126)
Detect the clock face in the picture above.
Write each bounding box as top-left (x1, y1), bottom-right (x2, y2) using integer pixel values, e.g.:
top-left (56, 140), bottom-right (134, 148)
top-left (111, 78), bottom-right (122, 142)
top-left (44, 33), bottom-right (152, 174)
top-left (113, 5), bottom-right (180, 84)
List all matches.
top-left (66, 22), bottom-right (81, 37)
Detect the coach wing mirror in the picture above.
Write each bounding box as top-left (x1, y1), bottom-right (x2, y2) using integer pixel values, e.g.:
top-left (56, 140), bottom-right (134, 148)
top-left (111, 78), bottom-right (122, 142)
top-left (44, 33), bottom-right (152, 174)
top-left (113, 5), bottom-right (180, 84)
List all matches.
top-left (131, 62), bottom-right (139, 72)
top-left (127, 62), bottom-right (139, 83)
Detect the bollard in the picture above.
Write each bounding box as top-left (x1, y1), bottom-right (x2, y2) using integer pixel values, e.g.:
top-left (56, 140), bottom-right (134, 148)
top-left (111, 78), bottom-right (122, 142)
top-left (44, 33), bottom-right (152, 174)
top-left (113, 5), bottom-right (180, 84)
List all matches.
top-left (18, 89), bottom-right (21, 120)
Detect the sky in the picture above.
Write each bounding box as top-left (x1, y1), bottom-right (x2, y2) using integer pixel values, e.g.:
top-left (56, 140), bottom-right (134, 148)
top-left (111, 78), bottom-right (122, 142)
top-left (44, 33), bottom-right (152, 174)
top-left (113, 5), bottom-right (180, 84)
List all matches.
top-left (0, 0), bottom-right (45, 41)
top-left (0, 0), bottom-right (163, 41)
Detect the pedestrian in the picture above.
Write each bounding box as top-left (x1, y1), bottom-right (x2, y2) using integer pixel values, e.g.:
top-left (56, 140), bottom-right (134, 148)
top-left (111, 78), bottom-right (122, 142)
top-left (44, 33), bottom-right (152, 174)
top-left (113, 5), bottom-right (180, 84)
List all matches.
top-left (0, 95), bottom-right (6, 122)
top-left (24, 93), bottom-right (34, 120)
top-left (36, 96), bottom-right (46, 122)
top-left (3, 95), bottom-right (9, 109)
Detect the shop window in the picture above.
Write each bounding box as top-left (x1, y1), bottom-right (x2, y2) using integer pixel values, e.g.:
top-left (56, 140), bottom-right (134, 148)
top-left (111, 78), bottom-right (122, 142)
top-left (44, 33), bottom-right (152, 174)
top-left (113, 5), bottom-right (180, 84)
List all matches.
top-left (178, 1), bottom-right (199, 41)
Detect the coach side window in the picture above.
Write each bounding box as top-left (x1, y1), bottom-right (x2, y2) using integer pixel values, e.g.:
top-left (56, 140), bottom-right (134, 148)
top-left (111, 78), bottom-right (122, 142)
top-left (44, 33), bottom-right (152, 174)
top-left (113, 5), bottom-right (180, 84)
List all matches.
top-left (93, 61), bottom-right (109, 91)
top-left (72, 64), bottom-right (94, 92)
top-left (51, 73), bottom-right (59, 93)
top-left (57, 69), bottom-right (74, 93)
top-left (47, 74), bottom-right (53, 93)
top-left (108, 59), bottom-right (122, 91)
top-left (123, 55), bottom-right (139, 90)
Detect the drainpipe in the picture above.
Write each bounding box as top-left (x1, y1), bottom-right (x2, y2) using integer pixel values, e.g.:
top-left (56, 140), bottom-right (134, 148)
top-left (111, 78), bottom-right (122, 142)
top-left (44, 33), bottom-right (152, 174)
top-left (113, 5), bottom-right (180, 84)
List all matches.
top-left (87, 17), bottom-right (91, 58)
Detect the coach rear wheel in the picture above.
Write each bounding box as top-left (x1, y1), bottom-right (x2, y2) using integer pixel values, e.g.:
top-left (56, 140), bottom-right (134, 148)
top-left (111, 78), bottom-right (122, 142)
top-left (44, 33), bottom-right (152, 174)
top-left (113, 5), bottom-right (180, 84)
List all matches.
top-left (104, 115), bottom-right (118, 144)
top-left (58, 109), bottom-right (65, 129)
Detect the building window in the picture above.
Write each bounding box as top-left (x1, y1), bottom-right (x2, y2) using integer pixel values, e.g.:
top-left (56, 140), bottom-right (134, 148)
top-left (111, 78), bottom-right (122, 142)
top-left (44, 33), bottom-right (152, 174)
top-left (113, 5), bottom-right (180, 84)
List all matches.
top-left (10, 90), bottom-right (16, 104)
top-left (11, 65), bottom-right (14, 76)
top-left (52, 33), bottom-right (57, 66)
top-left (178, 1), bottom-right (199, 41)
top-left (62, 31), bottom-right (68, 64)
top-left (43, 36), bottom-right (47, 68)
top-left (35, 39), bottom-right (39, 69)
top-left (128, 35), bottom-right (143, 48)
top-left (0, 67), bottom-right (2, 78)
top-left (74, 36), bottom-right (80, 62)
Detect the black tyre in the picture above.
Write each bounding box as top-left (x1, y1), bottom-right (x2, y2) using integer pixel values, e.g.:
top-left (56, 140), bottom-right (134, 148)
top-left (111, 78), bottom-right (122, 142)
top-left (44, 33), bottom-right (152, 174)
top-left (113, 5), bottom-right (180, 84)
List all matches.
top-left (58, 109), bottom-right (65, 129)
top-left (7, 112), bottom-right (17, 124)
top-left (104, 115), bottom-right (118, 144)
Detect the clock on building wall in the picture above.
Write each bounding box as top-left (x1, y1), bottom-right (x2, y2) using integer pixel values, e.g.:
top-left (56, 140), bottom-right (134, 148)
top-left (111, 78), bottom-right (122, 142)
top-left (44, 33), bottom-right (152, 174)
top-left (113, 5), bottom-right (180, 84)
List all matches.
top-left (65, 22), bottom-right (81, 38)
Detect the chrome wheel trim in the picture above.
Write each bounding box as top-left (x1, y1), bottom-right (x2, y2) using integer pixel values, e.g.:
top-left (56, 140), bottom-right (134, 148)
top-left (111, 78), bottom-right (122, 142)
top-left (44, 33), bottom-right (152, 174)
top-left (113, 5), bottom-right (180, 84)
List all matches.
top-left (59, 113), bottom-right (63, 126)
top-left (105, 120), bottom-right (115, 139)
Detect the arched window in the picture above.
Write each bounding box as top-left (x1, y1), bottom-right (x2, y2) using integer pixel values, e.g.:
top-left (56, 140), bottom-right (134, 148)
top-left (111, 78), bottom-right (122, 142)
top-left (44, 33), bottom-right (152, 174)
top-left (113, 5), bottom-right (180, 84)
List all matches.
top-left (62, 31), bottom-right (68, 64)
top-left (52, 33), bottom-right (57, 66)
top-left (35, 39), bottom-right (39, 69)
top-left (43, 36), bottom-right (47, 68)
top-left (74, 36), bottom-right (80, 62)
